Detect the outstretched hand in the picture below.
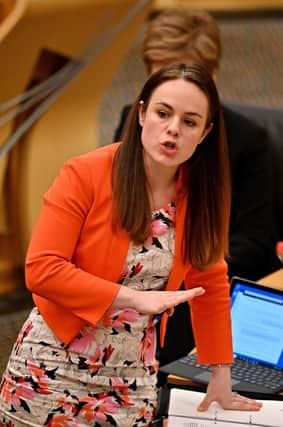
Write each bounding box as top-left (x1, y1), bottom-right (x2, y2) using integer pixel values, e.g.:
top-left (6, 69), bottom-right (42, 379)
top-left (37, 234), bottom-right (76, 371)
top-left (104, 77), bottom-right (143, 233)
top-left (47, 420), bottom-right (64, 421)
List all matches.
top-left (132, 287), bottom-right (204, 315)
top-left (112, 286), bottom-right (205, 314)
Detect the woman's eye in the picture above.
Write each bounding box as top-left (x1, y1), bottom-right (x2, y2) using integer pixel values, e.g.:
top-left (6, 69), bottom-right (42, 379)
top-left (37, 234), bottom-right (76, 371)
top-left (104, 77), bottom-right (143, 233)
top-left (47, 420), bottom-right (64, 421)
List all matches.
top-left (158, 110), bottom-right (168, 118)
top-left (184, 119), bottom-right (195, 127)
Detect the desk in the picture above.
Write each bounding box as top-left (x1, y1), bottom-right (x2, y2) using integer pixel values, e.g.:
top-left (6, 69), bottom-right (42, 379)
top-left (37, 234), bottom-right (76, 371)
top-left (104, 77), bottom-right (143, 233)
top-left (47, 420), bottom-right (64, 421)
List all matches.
top-left (167, 268), bottom-right (283, 393)
top-left (257, 268), bottom-right (283, 290)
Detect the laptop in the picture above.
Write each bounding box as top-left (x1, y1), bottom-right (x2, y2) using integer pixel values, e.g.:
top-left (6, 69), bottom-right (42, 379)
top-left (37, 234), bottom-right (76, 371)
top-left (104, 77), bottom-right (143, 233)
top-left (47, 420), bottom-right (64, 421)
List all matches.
top-left (159, 276), bottom-right (283, 395)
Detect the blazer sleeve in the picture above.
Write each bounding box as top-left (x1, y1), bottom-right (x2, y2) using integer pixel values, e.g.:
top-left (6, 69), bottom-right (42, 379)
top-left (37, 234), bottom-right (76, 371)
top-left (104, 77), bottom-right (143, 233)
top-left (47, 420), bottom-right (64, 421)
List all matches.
top-left (184, 259), bottom-right (233, 365)
top-left (25, 156), bottom-right (121, 327)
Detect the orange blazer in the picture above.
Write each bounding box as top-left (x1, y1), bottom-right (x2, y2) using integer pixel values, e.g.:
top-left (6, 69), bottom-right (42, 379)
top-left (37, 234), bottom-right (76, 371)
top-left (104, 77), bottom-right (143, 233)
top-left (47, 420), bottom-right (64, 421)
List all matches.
top-left (25, 143), bottom-right (233, 365)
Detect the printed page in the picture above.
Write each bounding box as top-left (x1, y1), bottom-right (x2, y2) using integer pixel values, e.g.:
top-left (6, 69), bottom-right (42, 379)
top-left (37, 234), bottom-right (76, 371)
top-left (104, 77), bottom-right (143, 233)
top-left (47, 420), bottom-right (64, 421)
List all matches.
top-left (168, 415), bottom-right (248, 426)
top-left (168, 388), bottom-right (283, 427)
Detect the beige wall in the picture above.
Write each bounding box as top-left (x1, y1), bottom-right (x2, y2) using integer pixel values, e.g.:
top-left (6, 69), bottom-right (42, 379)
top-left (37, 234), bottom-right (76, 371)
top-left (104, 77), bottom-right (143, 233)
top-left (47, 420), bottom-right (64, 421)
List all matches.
top-left (0, 0), bottom-right (153, 268)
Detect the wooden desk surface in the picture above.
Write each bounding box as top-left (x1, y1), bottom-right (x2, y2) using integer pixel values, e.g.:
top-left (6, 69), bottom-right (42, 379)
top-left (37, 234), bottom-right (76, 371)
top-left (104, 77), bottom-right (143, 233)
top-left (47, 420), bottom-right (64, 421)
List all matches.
top-left (167, 268), bottom-right (283, 392)
top-left (257, 268), bottom-right (283, 290)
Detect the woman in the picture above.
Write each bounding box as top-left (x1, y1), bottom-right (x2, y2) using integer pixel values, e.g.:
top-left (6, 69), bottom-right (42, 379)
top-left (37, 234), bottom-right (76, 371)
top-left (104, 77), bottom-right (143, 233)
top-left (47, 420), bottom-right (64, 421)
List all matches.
top-left (0, 64), bottom-right (261, 427)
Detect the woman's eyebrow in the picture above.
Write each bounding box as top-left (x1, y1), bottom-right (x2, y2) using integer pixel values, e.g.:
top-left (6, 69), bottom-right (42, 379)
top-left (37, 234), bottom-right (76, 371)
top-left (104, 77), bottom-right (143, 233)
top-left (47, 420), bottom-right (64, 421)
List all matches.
top-left (155, 101), bottom-right (172, 109)
top-left (155, 102), bottom-right (203, 118)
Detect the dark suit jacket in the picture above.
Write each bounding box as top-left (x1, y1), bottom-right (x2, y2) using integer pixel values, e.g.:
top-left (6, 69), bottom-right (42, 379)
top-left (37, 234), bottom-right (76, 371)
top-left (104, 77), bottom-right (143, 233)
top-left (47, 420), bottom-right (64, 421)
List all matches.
top-left (225, 102), bottom-right (283, 241)
top-left (113, 103), bottom-right (281, 369)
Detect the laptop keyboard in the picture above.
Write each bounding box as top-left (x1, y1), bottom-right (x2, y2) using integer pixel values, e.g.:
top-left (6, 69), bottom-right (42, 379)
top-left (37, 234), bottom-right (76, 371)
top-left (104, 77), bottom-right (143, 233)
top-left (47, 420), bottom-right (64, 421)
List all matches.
top-left (179, 354), bottom-right (283, 391)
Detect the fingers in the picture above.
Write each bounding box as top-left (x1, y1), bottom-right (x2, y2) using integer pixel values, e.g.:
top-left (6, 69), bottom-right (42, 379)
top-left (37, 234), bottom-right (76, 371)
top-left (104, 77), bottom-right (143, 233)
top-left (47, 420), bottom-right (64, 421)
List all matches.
top-left (197, 395), bottom-right (211, 412)
top-left (176, 287), bottom-right (205, 303)
top-left (226, 392), bottom-right (262, 411)
top-left (162, 288), bottom-right (204, 312)
top-left (161, 288), bottom-right (204, 313)
top-left (198, 392), bottom-right (263, 412)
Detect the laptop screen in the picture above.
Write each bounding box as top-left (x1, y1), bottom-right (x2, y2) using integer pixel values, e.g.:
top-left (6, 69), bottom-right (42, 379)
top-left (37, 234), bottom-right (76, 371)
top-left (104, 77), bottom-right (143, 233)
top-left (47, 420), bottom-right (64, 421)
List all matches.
top-left (230, 278), bottom-right (283, 369)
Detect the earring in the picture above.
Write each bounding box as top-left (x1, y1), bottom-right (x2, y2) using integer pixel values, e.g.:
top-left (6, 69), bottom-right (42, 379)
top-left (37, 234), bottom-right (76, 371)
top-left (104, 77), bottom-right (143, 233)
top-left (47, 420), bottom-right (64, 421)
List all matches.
top-left (139, 100), bottom-right (145, 127)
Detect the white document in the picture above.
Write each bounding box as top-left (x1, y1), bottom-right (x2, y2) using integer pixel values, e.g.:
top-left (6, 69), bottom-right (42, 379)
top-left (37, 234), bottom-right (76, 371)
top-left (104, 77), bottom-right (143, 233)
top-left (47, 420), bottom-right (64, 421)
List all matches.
top-left (168, 388), bottom-right (283, 427)
top-left (168, 416), bottom-right (248, 427)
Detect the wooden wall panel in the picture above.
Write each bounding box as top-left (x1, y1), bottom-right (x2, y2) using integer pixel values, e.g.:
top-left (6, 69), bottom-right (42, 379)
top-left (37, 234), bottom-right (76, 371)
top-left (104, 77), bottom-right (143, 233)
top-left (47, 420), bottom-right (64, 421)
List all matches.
top-left (0, 0), bottom-right (153, 270)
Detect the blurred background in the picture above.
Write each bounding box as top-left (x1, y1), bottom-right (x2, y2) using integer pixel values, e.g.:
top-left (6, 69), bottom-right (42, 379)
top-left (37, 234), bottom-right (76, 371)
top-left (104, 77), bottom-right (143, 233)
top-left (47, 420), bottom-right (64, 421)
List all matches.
top-left (99, 4), bottom-right (283, 144)
top-left (1, 0), bottom-right (283, 374)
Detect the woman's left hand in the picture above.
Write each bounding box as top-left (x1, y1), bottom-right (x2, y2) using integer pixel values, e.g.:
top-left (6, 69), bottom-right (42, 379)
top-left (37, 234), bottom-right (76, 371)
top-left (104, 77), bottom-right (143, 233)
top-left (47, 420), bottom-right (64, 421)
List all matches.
top-left (197, 365), bottom-right (263, 412)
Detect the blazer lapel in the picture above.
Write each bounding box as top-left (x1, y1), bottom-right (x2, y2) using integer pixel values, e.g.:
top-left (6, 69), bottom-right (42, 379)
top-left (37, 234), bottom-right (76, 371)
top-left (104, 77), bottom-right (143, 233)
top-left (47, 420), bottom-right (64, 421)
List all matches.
top-left (160, 190), bottom-right (189, 346)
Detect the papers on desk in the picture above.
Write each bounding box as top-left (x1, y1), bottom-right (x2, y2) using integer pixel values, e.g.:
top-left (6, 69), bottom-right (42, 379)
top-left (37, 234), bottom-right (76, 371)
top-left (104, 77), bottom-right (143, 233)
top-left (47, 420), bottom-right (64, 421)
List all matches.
top-left (168, 388), bottom-right (283, 427)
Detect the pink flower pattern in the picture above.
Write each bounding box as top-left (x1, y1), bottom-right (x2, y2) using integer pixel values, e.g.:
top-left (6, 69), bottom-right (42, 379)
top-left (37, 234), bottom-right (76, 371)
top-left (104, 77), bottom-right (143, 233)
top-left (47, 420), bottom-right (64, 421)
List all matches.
top-left (0, 202), bottom-right (175, 426)
top-left (69, 325), bottom-right (97, 353)
top-left (103, 308), bottom-right (139, 329)
top-left (141, 319), bottom-right (156, 365)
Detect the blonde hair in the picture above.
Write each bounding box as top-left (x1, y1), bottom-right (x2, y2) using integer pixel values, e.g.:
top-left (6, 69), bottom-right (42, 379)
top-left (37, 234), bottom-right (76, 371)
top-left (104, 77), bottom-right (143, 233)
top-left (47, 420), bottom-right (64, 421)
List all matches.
top-left (142, 9), bottom-right (221, 75)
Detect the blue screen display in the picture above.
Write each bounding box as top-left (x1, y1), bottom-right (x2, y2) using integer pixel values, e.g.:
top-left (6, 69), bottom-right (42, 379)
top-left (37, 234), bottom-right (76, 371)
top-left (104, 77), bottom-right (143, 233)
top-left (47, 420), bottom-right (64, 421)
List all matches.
top-left (231, 282), bottom-right (283, 369)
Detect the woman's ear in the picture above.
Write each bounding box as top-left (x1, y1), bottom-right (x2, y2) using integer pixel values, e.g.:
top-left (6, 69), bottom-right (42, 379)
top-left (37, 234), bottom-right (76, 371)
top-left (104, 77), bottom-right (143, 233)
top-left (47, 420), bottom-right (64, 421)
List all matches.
top-left (138, 100), bottom-right (145, 127)
top-left (211, 68), bottom-right (218, 82)
top-left (199, 122), bottom-right (213, 144)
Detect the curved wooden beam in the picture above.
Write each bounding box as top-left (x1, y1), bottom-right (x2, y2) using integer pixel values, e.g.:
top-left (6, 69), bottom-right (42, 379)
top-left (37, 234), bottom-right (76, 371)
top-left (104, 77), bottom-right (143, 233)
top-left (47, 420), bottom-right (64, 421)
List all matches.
top-left (0, 0), bottom-right (27, 42)
top-left (0, 0), bottom-right (153, 269)
top-left (153, 0), bottom-right (283, 12)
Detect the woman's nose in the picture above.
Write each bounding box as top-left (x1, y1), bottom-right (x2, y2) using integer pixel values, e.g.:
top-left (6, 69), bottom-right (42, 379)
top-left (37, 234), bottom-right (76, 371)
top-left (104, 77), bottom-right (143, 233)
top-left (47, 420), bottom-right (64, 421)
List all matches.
top-left (167, 117), bottom-right (180, 136)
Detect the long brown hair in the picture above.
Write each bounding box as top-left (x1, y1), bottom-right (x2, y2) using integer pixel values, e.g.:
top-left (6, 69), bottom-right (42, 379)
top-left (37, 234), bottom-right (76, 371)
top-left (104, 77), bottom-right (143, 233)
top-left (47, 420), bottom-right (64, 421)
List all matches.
top-left (112, 64), bottom-right (230, 270)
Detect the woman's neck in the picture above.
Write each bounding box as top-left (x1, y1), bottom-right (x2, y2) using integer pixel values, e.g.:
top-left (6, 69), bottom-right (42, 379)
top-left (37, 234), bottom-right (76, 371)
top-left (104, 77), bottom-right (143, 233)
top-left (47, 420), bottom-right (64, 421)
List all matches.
top-left (145, 162), bottom-right (178, 210)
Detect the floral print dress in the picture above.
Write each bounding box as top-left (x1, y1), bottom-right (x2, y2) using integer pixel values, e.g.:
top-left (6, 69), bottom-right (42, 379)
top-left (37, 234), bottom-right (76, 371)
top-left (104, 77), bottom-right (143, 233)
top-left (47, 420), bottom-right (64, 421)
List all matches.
top-left (0, 203), bottom-right (175, 427)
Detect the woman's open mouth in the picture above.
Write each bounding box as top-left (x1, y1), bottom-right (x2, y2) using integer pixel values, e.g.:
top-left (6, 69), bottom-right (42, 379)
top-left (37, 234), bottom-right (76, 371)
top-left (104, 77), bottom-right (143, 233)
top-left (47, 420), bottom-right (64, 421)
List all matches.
top-left (160, 141), bottom-right (178, 155)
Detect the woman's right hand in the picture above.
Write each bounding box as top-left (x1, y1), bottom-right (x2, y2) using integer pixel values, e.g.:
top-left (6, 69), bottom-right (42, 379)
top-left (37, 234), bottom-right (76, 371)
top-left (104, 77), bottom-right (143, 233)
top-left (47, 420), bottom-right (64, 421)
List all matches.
top-left (111, 286), bottom-right (205, 314)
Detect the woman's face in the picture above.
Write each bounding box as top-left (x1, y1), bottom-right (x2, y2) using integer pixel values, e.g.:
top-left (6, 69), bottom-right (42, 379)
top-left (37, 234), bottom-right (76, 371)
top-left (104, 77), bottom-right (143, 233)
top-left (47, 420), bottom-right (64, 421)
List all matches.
top-left (139, 78), bottom-right (212, 173)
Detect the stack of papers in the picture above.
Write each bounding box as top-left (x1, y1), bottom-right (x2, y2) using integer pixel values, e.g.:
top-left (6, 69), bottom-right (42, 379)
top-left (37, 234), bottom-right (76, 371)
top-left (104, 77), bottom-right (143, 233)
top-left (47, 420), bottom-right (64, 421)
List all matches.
top-left (168, 388), bottom-right (283, 427)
